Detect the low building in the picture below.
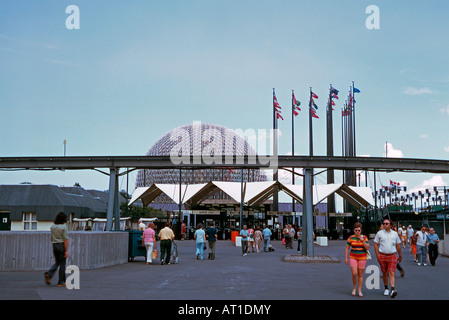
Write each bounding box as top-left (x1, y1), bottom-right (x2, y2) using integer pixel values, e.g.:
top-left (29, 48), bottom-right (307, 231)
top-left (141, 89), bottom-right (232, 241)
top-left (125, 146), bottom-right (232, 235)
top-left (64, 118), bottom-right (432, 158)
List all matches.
top-left (0, 184), bottom-right (124, 231)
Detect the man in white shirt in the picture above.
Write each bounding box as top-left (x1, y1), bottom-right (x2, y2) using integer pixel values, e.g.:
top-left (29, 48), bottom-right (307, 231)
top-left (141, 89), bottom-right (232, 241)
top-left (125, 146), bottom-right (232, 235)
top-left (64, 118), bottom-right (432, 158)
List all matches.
top-left (374, 218), bottom-right (402, 298)
top-left (415, 225), bottom-right (429, 266)
top-left (406, 225), bottom-right (414, 249)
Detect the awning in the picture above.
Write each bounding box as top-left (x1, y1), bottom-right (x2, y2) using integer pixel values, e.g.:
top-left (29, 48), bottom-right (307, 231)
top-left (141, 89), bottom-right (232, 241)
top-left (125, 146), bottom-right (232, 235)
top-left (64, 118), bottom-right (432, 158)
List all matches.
top-left (129, 181), bottom-right (375, 209)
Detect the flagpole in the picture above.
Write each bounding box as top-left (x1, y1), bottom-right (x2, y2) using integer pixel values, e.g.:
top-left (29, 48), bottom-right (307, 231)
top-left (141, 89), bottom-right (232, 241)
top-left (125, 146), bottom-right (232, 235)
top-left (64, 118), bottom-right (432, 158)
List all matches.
top-left (352, 81), bottom-right (357, 159)
top-left (309, 87), bottom-right (313, 156)
top-left (326, 84), bottom-right (335, 226)
top-left (272, 88), bottom-right (279, 214)
top-left (291, 90), bottom-right (295, 215)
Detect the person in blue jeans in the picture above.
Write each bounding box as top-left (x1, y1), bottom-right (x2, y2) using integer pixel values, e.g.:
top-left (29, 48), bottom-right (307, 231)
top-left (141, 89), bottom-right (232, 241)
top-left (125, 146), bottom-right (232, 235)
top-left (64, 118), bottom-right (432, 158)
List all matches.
top-left (194, 224), bottom-right (206, 260)
top-left (262, 226), bottom-right (272, 252)
top-left (416, 226), bottom-right (428, 266)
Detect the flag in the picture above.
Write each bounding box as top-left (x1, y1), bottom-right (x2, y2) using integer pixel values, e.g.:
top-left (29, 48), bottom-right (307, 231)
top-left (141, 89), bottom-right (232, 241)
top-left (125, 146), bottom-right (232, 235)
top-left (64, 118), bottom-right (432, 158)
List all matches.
top-left (330, 87), bottom-right (339, 95)
top-left (311, 92), bottom-right (318, 99)
top-left (311, 108), bottom-right (319, 119)
top-left (390, 180), bottom-right (400, 187)
top-left (331, 100), bottom-right (335, 106)
top-left (293, 109), bottom-right (299, 116)
top-left (292, 92), bottom-right (301, 108)
top-left (332, 93), bottom-right (339, 99)
top-left (312, 101), bottom-right (318, 110)
top-left (274, 95), bottom-right (281, 110)
top-left (353, 87), bottom-right (360, 93)
top-left (276, 113), bottom-right (284, 120)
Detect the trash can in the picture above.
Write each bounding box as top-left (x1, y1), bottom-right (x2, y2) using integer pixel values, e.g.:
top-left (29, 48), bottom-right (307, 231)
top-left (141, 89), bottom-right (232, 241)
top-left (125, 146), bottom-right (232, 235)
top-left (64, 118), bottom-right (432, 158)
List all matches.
top-left (128, 230), bottom-right (147, 262)
top-left (231, 231), bottom-right (239, 242)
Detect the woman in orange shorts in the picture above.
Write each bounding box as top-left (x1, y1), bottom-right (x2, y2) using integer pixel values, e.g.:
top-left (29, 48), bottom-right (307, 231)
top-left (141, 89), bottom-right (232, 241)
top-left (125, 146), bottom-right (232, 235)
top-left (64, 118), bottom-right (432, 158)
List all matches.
top-left (345, 222), bottom-right (370, 297)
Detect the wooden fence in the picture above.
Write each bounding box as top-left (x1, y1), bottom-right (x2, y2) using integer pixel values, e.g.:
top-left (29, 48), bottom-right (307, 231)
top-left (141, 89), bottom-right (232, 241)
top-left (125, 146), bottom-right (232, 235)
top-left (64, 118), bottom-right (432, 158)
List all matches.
top-left (0, 231), bottom-right (128, 271)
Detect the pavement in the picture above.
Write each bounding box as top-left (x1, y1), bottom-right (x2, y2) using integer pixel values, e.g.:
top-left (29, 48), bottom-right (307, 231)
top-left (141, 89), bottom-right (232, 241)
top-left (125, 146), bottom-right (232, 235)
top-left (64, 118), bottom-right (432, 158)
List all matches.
top-left (1, 239), bottom-right (449, 303)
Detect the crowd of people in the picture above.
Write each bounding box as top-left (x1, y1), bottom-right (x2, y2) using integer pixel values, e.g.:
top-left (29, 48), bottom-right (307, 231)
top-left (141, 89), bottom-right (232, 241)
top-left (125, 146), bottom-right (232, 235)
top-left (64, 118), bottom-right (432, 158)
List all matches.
top-left (344, 219), bottom-right (441, 299)
top-left (43, 211), bottom-right (443, 299)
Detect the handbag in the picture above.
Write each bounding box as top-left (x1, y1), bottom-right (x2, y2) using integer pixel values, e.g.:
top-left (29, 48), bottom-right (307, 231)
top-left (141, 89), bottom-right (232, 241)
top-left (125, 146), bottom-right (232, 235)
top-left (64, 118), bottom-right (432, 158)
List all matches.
top-left (366, 250), bottom-right (372, 260)
top-left (152, 249), bottom-right (158, 259)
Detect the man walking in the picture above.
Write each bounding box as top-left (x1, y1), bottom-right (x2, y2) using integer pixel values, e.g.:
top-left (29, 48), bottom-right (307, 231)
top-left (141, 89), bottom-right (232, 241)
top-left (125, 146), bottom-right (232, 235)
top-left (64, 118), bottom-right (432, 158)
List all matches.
top-left (427, 228), bottom-right (440, 266)
top-left (205, 222), bottom-right (218, 260)
top-left (416, 225), bottom-right (429, 266)
top-left (262, 225), bottom-right (272, 252)
top-left (239, 224), bottom-right (249, 256)
top-left (374, 218), bottom-right (402, 298)
top-left (158, 222), bottom-right (175, 265)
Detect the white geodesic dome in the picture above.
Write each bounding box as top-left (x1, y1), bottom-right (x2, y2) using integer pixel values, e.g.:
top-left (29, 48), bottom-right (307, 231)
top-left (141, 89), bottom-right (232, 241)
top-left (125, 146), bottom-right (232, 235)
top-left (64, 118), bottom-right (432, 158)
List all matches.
top-left (135, 123), bottom-right (267, 188)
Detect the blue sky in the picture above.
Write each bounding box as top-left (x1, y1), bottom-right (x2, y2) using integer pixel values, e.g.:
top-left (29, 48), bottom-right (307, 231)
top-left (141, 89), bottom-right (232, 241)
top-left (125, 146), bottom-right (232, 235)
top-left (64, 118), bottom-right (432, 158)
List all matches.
top-left (1, 1), bottom-right (449, 205)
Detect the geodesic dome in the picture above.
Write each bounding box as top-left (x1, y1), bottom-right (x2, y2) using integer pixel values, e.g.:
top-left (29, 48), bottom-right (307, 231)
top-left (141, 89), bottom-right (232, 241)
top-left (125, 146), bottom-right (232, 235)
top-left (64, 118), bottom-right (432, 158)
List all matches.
top-left (135, 123), bottom-right (267, 188)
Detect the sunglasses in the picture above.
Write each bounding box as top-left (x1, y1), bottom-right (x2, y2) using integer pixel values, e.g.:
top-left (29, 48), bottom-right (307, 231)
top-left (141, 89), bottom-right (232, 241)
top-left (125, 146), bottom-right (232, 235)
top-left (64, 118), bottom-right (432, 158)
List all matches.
top-left (383, 223), bottom-right (390, 225)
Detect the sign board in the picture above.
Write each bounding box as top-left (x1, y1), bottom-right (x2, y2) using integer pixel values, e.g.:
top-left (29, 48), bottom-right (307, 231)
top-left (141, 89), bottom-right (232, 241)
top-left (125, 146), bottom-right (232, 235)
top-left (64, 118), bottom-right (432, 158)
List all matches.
top-left (329, 212), bottom-right (353, 217)
top-left (267, 211), bottom-right (294, 216)
top-left (436, 213), bottom-right (449, 220)
top-left (227, 210), bottom-right (254, 215)
top-left (191, 210), bottom-right (221, 215)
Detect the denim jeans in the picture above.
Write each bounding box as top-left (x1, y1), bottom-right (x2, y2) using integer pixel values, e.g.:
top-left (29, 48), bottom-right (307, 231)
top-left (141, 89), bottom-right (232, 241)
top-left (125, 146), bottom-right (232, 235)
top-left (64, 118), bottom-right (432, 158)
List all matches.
top-left (417, 245), bottom-right (427, 264)
top-left (196, 242), bottom-right (204, 260)
top-left (47, 243), bottom-right (66, 285)
top-left (264, 238), bottom-right (270, 252)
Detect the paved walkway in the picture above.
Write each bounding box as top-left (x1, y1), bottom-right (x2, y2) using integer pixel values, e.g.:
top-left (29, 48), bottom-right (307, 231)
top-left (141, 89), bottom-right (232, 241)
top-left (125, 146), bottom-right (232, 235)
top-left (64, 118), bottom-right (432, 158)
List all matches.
top-left (1, 240), bottom-right (448, 301)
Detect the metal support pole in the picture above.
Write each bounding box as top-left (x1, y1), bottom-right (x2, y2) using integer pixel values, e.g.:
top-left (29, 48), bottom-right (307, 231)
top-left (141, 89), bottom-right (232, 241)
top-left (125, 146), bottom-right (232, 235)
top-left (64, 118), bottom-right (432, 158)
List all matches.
top-left (240, 169), bottom-right (244, 230)
top-left (303, 167), bottom-right (314, 257)
top-left (106, 168), bottom-right (117, 231)
top-left (114, 171), bottom-right (120, 231)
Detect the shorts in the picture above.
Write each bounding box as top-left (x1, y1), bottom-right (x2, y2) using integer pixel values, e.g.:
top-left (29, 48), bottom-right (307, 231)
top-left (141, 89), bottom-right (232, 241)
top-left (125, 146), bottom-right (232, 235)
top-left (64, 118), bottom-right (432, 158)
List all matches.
top-left (349, 258), bottom-right (367, 270)
top-left (412, 244), bottom-right (417, 255)
top-left (378, 253), bottom-right (398, 273)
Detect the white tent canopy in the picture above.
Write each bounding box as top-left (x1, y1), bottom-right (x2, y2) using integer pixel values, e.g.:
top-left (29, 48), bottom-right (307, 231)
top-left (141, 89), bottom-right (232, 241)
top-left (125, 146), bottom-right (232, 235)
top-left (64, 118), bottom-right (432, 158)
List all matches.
top-left (129, 181), bottom-right (375, 210)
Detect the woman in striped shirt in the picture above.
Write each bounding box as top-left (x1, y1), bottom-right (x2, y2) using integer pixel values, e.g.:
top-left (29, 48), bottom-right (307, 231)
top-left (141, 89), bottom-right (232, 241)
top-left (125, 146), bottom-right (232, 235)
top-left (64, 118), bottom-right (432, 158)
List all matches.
top-left (345, 222), bottom-right (370, 297)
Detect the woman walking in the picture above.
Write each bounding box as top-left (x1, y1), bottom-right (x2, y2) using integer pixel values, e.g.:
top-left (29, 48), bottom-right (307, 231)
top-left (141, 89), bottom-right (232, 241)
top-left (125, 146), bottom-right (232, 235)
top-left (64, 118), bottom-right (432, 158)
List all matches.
top-left (142, 222), bottom-right (156, 265)
top-left (254, 226), bottom-right (263, 253)
top-left (345, 222), bottom-right (370, 297)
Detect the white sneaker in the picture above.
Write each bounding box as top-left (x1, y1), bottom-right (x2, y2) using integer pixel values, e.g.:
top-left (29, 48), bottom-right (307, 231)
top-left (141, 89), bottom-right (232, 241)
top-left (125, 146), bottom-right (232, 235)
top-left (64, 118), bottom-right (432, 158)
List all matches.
top-left (423, 263), bottom-right (427, 266)
top-left (417, 263), bottom-right (421, 266)
top-left (383, 289), bottom-right (389, 296)
top-left (390, 290), bottom-right (397, 298)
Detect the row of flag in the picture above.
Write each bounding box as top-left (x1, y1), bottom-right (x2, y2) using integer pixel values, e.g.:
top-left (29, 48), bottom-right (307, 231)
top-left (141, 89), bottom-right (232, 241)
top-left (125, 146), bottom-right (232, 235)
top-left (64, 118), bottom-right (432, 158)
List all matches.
top-left (273, 85), bottom-right (360, 120)
top-left (381, 180), bottom-right (401, 190)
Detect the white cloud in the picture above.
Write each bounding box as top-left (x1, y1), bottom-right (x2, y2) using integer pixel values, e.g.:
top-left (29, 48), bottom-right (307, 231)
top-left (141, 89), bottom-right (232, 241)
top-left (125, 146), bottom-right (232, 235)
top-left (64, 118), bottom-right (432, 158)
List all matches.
top-left (402, 87), bottom-right (434, 95)
top-left (409, 175), bottom-right (447, 194)
top-left (385, 142), bottom-right (404, 158)
top-left (444, 146), bottom-right (449, 153)
top-left (440, 105), bottom-right (449, 116)
top-left (420, 134), bottom-right (429, 139)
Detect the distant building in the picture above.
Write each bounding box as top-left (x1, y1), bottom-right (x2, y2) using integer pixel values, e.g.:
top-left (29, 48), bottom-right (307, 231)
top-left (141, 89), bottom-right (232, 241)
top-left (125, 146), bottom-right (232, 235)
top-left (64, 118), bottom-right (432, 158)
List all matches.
top-left (0, 184), bottom-right (125, 231)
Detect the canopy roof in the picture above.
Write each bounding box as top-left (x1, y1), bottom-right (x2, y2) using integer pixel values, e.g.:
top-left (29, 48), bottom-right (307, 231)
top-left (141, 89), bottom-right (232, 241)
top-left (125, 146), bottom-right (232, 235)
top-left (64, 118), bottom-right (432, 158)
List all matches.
top-left (129, 181), bottom-right (375, 209)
